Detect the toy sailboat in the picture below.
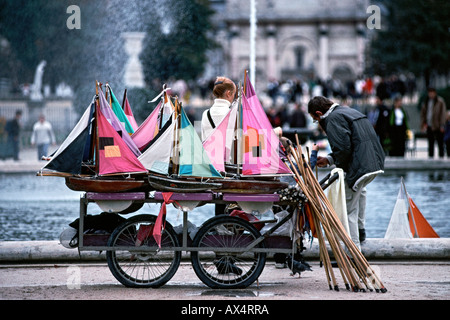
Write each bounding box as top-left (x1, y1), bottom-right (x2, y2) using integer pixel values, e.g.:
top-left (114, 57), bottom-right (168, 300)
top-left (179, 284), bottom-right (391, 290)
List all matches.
top-left (137, 74), bottom-right (290, 194)
top-left (38, 73), bottom-right (290, 195)
top-left (136, 88), bottom-right (224, 192)
top-left (202, 71), bottom-right (291, 193)
top-left (385, 177), bottom-right (439, 239)
top-left (37, 83), bottom-right (149, 193)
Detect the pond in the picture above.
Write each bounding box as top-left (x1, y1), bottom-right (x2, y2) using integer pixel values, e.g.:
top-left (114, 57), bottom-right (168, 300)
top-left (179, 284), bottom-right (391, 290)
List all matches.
top-left (0, 171), bottom-right (448, 241)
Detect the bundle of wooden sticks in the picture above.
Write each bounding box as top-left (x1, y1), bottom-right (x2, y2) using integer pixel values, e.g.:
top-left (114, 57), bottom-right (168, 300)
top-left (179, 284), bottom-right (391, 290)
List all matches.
top-left (287, 137), bottom-right (387, 293)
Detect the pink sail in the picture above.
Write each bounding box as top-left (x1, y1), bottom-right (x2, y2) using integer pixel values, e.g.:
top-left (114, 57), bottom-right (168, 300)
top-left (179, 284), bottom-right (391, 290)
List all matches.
top-left (132, 92), bottom-right (174, 151)
top-left (97, 105), bottom-right (147, 176)
top-left (204, 75), bottom-right (290, 176)
top-left (244, 75), bottom-right (276, 132)
top-left (202, 105), bottom-right (237, 172)
top-left (241, 79), bottom-right (290, 176)
top-left (123, 95), bottom-right (139, 131)
top-left (98, 90), bottom-right (141, 157)
top-left (131, 101), bottom-right (161, 151)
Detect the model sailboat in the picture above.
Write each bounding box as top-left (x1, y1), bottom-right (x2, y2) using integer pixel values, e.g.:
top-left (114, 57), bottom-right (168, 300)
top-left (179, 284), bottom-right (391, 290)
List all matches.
top-left (385, 177), bottom-right (439, 239)
top-left (407, 189), bottom-right (439, 238)
top-left (202, 71), bottom-right (291, 193)
top-left (138, 90), bottom-right (224, 192)
top-left (106, 84), bottom-right (136, 136)
top-left (38, 83), bottom-right (149, 193)
top-left (121, 89), bottom-right (139, 132)
top-left (38, 74), bottom-right (290, 195)
top-left (131, 86), bottom-right (173, 151)
top-left (241, 75), bottom-right (291, 176)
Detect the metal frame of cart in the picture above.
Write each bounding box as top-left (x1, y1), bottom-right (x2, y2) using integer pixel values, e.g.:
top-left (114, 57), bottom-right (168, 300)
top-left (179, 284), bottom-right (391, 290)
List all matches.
top-left (78, 191), bottom-right (295, 254)
top-left (76, 174), bottom-right (338, 289)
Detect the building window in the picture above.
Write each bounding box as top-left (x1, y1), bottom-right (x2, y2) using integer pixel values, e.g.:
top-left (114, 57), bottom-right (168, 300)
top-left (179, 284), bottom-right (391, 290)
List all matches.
top-left (295, 46), bottom-right (305, 70)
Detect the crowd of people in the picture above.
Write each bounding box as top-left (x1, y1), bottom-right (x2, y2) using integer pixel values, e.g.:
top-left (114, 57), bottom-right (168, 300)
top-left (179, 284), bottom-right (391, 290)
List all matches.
top-left (189, 73), bottom-right (448, 159)
top-left (261, 75), bottom-right (448, 159)
top-left (265, 74), bottom-right (418, 106)
top-left (2, 72), bottom-right (448, 161)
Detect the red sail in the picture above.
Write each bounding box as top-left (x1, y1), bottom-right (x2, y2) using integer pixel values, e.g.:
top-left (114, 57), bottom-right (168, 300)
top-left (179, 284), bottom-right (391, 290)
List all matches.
top-left (408, 196), bottom-right (439, 238)
top-left (97, 106), bottom-right (146, 176)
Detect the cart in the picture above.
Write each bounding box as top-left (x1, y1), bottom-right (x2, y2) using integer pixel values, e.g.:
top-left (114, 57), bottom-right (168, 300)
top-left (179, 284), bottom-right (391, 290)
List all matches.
top-left (74, 173), bottom-right (338, 289)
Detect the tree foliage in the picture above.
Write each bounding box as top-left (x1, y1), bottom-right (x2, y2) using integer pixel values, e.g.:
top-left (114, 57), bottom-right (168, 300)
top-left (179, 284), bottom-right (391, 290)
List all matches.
top-left (1, 0), bottom-right (216, 115)
top-left (368, 0), bottom-right (450, 85)
top-left (0, 0), bottom-right (85, 88)
top-left (140, 0), bottom-right (216, 86)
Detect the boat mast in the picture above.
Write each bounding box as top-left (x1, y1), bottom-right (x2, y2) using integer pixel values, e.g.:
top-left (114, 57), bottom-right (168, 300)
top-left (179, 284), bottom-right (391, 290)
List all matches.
top-left (93, 81), bottom-right (101, 176)
top-left (106, 83), bottom-right (112, 107)
top-left (121, 88), bottom-right (127, 110)
top-left (172, 97), bottom-right (181, 176)
top-left (402, 177), bottom-right (418, 237)
top-left (244, 69), bottom-right (248, 94)
top-left (234, 81), bottom-right (242, 176)
top-left (235, 70), bottom-right (248, 176)
top-left (159, 84), bottom-right (167, 130)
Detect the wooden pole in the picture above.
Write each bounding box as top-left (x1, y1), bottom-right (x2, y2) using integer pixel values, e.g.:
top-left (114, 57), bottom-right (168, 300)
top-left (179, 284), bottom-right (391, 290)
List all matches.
top-left (122, 89), bottom-right (128, 110)
top-left (300, 156), bottom-right (384, 291)
top-left (94, 96), bottom-right (100, 176)
top-left (172, 98), bottom-right (181, 176)
top-left (286, 150), bottom-right (338, 290)
top-left (287, 135), bottom-right (387, 293)
top-left (235, 81), bottom-right (242, 176)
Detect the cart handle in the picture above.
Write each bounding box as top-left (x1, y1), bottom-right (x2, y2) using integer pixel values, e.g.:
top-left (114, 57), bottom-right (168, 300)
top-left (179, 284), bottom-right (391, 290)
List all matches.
top-left (319, 172), bottom-right (339, 190)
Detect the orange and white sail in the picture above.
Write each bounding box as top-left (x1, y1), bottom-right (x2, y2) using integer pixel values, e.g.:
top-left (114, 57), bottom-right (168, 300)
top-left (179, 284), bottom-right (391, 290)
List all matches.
top-left (385, 177), bottom-right (439, 239)
top-left (407, 194), bottom-right (439, 238)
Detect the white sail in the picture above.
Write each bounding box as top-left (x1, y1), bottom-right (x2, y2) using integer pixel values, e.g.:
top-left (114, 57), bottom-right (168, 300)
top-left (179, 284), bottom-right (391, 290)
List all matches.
top-left (138, 114), bottom-right (175, 175)
top-left (384, 178), bottom-right (413, 239)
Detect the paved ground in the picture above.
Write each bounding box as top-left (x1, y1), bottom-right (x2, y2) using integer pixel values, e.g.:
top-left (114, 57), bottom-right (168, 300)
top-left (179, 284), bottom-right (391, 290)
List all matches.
top-left (1, 260), bottom-right (449, 301)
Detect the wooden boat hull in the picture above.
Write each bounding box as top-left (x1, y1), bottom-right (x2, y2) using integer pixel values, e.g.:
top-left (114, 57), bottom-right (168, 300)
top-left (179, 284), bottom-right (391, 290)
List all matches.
top-left (218, 178), bottom-right (289, 194)
top-left (65, 176), bottom-right (148, 193)
top-left (148, 175), bottom-right (223, 193)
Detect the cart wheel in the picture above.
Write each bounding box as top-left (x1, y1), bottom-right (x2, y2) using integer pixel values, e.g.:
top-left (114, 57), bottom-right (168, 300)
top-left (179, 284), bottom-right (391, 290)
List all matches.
top-left (191, 215), bottom-right (266, 289)
top-left (106, 214), bottom-right (181, 288)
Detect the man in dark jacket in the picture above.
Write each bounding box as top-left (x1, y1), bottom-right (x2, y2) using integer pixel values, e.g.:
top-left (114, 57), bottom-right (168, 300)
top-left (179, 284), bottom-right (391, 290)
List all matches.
top-left (5, 110), bottom-right (22, 161)
top-left (308, 96), bottom-right (385, 250)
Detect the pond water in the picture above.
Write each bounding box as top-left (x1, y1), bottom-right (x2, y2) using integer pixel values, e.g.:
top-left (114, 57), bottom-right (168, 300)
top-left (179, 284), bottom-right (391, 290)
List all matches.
top-left (0, 171), bottom-right (448, 241)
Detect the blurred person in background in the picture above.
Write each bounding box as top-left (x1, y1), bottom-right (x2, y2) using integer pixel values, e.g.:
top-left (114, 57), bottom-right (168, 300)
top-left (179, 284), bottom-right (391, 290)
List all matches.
top-left (31, 114), bottom-right (56, 160)
top-left (444, 111), bottom-right (450, 158)
top-left (387, 95), bottom-right (409, 157)
top-left (5, 110), bottom-right (22, 161)
top-left (420, 87), bottom-right (447, 158)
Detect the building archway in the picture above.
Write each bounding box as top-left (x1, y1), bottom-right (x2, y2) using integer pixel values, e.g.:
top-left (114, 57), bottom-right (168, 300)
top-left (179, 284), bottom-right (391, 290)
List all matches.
top-left (277, 35), bottom-right (318, 80)
top-left (331, 64), bottom-right (355, 83)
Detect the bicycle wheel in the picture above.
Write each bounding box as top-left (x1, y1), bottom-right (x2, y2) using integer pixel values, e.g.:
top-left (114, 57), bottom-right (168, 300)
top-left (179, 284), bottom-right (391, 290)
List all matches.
top-left (106, 214), bottom-right (181, 288)
top-left (191, 215), bottom-right (266, 289)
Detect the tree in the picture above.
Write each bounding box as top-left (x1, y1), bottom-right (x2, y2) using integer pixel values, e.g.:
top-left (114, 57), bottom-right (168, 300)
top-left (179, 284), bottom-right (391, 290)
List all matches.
top-left (140, 0), bottom-right (216, 86)
top-left (0, 0), bottom-right (216, 116)
top-left (0, 0), bottom-right (135, 110)
top-left (0, 0), bottom-right (84, 89)
top-left (367, 0), bottom-right (450, 86)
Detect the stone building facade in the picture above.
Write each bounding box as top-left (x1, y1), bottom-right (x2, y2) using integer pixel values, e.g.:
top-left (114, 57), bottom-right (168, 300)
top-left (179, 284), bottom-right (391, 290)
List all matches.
top-left (210, 0), bottom-right (369, 84)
